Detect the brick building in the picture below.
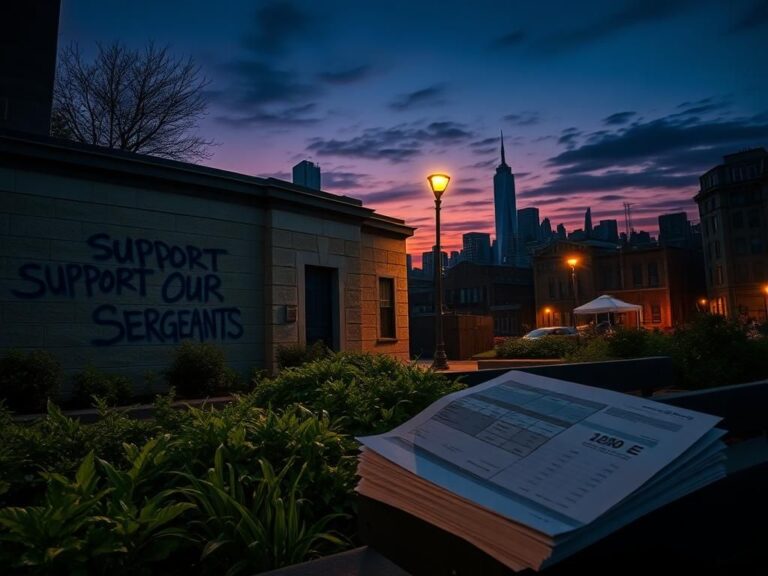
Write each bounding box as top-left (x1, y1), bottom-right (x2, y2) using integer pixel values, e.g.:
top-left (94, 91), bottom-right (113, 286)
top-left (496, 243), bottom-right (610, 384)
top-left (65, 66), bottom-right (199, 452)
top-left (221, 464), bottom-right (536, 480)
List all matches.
top-left (443, 261), bottom-right (535, 336)
top-left (532, 240), bottom-right (704, 329)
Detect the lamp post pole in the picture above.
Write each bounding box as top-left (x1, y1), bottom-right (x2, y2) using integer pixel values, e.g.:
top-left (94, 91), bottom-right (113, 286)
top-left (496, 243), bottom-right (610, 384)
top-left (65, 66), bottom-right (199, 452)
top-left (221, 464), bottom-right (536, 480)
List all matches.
top-left (428, 174), bottom-right (450, 370)
top-left (567, 257), bottom-right (579, 327)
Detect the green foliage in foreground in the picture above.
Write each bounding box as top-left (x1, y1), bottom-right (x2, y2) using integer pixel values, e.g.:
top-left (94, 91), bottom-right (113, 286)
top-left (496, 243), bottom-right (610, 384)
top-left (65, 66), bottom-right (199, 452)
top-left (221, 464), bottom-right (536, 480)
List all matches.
top-left (0, 353), bottom-right (463, 574)
top-left (496, 315), bottom-right (768, 389)
top-left (566, 316), bottom-right (768, 388)
top-left (496, 336), bottom-right (580, 359)
top-left (252, 352), bottom-right (465, 435)
top-left (0, 350), bottom-right (62, 412)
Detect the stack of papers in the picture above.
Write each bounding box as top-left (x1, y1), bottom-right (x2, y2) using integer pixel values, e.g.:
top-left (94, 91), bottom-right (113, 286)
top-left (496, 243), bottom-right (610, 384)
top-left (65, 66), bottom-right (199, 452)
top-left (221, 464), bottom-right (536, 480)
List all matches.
top-left (357, 371), bottom-right (726, 571)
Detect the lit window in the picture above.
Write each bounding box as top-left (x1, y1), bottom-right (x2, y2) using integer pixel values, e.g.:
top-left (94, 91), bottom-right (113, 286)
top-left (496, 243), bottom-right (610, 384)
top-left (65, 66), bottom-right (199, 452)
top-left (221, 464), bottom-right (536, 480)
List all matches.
top-left (378, 278), bottom-right (396, 338)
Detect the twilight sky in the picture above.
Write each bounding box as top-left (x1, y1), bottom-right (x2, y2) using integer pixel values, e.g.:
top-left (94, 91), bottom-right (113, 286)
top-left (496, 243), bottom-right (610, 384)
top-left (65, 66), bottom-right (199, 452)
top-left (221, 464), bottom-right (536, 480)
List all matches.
top-left (59, 0), bottom-right (768, 264)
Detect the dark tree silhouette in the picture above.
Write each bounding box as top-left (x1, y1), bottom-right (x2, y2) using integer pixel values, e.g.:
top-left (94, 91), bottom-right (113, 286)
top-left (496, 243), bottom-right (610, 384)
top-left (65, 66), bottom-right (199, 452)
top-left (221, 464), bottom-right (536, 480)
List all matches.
top-left (52, 42), bottom-right (214, 162)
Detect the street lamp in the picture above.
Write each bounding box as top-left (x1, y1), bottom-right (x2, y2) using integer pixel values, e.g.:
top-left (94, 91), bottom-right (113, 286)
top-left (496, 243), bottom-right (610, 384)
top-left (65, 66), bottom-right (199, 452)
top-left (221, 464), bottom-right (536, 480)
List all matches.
top-left (428, 173), bottom-right (450, 370)
top-left (697, 298), bottom-right (708, 313)
top-left (544, 307), bottom-right (552, 327)
top-left (567, 257), bottom-right (579, 327)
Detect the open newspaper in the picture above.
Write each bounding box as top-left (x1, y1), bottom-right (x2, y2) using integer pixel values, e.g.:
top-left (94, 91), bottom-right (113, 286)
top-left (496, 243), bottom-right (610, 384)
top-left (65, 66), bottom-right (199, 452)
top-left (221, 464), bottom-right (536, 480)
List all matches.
top-left (357, 371), bottom-right (726, 571)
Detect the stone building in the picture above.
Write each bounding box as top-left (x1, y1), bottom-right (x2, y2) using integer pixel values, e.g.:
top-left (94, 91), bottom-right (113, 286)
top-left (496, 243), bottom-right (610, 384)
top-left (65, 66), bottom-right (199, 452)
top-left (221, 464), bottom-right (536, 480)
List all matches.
top-left (695, 148), bottom-right (768, 320)
top-left (0, 133), bottom-right (412, 395)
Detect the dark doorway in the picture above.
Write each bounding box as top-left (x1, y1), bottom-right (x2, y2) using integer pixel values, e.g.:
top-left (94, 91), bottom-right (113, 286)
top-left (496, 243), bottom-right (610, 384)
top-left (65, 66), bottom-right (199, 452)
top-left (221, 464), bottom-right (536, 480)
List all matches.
top-left (305, 265), bottom-right (337, 350)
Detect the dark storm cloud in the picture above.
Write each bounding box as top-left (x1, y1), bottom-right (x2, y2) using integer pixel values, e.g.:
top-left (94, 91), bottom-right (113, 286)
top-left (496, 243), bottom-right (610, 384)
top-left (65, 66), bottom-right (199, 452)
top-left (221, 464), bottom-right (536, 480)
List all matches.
top-left (244, 1), bottom-right (311, 55)
top-left (461, 200), bottom-right (494, 208)
top-left (216, 103), bottom-right (321, 127)
top-left (427, 121), bottom-right (473, 140)
top-left (731, 0), bottom-right (768, 31)
top-left (544, 0), bottom-right (697, 52)
top-left (306, 121), bottom-right (474, 163)
top-left (356, 185), bottom-right (417, 203)
top-left (223, 60), bottom-right (317, 105)
top-left (527, 109), bottom-right (767, 201)
top-left (489, 30), bottom-right (526, 49)
top-left (522, 171), bottom-right (696, 198)
top-left (441, 220), bottom-right (494, 231)
top-left (389, 84), bottom-right (447, 111)
top-left (602, 111), bottom-right (636, 126)
top-left (467, 159), bottom-right (497, 169)
top-left (321, 170), bottom-right (369, 189)
top-left (548, 113), bottom-right (768, 174)
top-left (597, 194), bottom-right (626, 201)
top-left (318, 65), bottom-right (374, 85)
top-left (471, 137), bottom-right (499, 149)
top-left (558, 127), bottom-right (582, 147)
top-left (672, 97), bottom-right (731, 118)
top-left (504, 111), bottom-right (541, 126)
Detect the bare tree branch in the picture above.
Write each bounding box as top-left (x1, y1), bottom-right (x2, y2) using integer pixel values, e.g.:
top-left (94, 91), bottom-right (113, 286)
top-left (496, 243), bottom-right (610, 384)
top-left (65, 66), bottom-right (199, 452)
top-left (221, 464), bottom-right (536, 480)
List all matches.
top-left (51, 42), bottom-right (215, 162)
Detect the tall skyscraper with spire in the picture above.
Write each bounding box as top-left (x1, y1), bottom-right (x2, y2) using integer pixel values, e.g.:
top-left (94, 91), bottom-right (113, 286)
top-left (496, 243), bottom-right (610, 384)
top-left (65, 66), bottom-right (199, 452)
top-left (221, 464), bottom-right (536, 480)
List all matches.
top-left (493, 131), bottom-right (518, 265)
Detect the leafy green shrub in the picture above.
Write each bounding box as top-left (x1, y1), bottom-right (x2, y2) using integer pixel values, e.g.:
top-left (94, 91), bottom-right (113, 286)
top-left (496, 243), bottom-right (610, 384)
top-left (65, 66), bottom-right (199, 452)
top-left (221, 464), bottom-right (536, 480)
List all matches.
top-left (671, 315), bottom-right (768, 388)
top-left (0, 446), bottom-right (195, 575)
top-left (496, 336), bottom-right (580, 359)
top-left (0, 401), bottom-right (155, 508)
top-left (178, 447), bottom-right (346, 575)
top-left (252, 352), bottom-right (465, 435)
top-left (165, 341), bottom-right (237, 398)
top-left (0, 350), bottom-right (62, 412)
top-left (564, 335), bottom-right (613, 362)
top-left (71, 366), bottom-right (133, 408)
top-left (276, 341), bottom-right (332, 369)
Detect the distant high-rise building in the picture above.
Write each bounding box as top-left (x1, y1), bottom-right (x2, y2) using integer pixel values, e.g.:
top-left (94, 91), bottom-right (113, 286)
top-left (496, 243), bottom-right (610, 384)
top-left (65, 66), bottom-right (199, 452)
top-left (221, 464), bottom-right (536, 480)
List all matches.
top-left (569, 229), bottom-right (586, 242)
top-left (462, 232), bottom-right (492, 264)
top-left (541, 217), bottom-right (553, 240)
top-left (630, 230), bottom-right (654, 246)
top-left (292, 160), bottom-right (321, 189)
top-left (658, 212), bottom-right (692, 248)
top-left (584, 207), bottom-right (593, 238)
top-left (493, 132), bottom-right (518, 265)
top-left (406, 254), bottom-right (413, 274)
top-left (422, 249), bottom-right (448, 278)
top-left (556, 223), bottom-right (567, 240)
top-left (594, 219), bottom-right (619, 243)
top-left (518, 207), bottom-right (540, 244)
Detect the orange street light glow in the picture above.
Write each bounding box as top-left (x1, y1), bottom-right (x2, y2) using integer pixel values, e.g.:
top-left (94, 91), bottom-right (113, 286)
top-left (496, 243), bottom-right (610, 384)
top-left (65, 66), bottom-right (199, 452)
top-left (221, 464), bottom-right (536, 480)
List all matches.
top-left (427, 173), bottom-right (451, 198)
top-left (566, 257), bottom-right (579, 268)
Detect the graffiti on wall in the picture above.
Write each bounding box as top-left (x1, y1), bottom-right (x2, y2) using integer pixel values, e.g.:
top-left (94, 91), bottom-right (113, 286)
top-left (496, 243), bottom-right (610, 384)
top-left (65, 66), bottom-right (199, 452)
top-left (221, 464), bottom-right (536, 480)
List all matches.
top-left (11, 233), bottom-right (244, 346)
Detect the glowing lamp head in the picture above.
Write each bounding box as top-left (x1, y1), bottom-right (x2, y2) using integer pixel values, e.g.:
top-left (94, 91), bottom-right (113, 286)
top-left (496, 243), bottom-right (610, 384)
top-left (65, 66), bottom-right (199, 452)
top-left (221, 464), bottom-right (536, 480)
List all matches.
top-left (763, 285), bottom-right (768, 295)
top-left (544, 307), bottom-right (552, 314)
top-left (566, 257), bottom-right (579, 268)
top-left (699, 298), bottom-right (708, 306)
top-left (427, 173), bottom-right (451, 199)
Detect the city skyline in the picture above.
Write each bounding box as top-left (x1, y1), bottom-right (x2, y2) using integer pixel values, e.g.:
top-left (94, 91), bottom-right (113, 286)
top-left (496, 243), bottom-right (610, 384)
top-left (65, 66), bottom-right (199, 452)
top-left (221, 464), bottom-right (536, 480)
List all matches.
top-left (59, 0), bottom-right (768, 264)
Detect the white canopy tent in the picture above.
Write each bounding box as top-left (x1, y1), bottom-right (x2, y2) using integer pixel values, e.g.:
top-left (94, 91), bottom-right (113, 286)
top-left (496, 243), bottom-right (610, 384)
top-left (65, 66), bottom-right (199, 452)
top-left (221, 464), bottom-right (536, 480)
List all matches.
top-left (573, 294), bottom-right (643, 328)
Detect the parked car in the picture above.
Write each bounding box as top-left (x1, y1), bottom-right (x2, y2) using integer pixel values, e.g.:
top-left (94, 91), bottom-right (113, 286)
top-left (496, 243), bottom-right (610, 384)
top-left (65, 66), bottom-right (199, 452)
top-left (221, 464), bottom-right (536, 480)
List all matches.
top-left (522, 326), bottom-right (578, 339)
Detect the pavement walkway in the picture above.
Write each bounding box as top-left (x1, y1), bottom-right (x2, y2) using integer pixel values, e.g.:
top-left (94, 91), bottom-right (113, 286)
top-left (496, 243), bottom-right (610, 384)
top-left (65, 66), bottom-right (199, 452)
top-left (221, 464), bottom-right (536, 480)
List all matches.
top-left (413, 359), bottom-right (478, 372)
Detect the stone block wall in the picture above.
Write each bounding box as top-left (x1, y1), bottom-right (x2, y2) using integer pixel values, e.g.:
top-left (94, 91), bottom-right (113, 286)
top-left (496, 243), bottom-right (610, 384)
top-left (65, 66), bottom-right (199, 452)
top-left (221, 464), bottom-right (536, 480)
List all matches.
top-left (265, 208), bottom-right (363, 371)
top-left (0, 167), bottom-right (265, 396)
top-left (359, 230), bottom-right (410, 360)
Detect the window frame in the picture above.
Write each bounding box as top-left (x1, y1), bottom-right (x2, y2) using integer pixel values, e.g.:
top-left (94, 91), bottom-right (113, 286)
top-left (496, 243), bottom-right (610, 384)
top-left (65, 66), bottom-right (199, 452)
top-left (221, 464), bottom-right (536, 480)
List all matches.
top-left (377, 276), bottom-right (397, 340)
